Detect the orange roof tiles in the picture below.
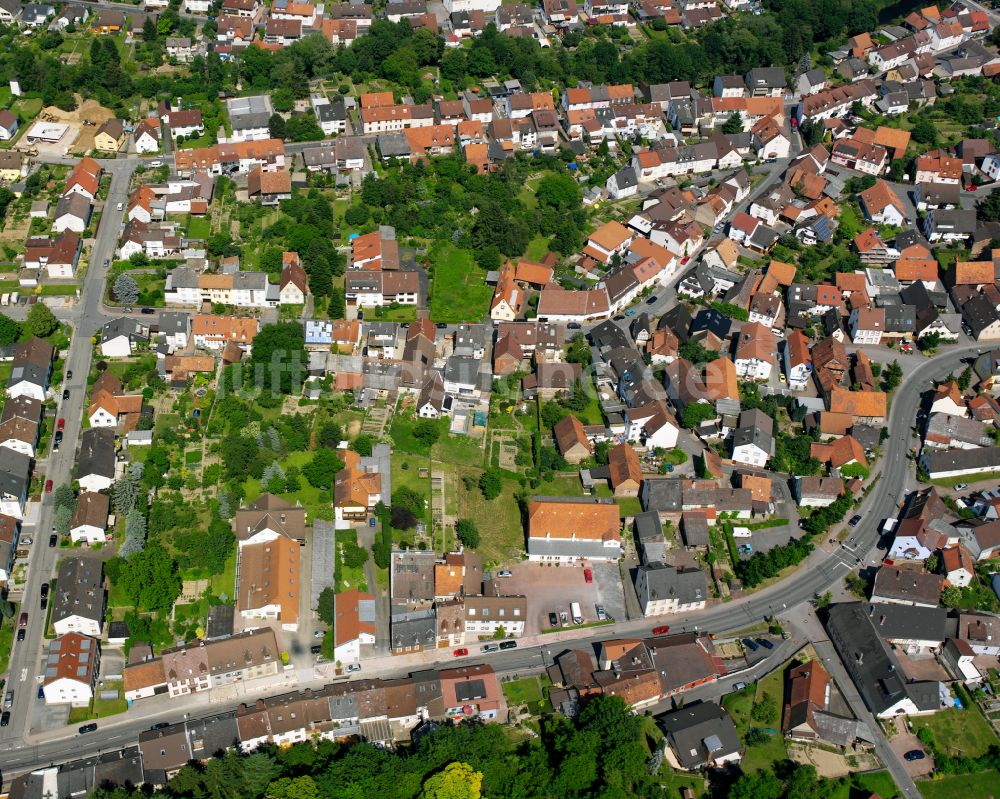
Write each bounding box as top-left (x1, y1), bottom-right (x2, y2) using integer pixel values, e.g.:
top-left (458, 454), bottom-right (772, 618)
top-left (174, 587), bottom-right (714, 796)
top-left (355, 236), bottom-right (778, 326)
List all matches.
top-left (528, 499), bottom-right (620, 542)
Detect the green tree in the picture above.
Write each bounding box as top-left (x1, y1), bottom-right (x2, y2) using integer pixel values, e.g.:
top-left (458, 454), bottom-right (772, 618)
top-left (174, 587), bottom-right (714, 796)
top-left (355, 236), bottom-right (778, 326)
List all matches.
top-left (317, 586), bottom-right (335, 625)
top-left (110, 542), bottom-right (181, 613)
top-left (302, 447), bottom-right (344, 489)
top-left (883, 359), bottom-right (903, 391)
top-left (979, 188), bottom-right (1000, 222)
top-left (251, 322), bottom-right (309, 394)
top-left (412, 418), bottom-right (441, 449)
top-left (479, 469), bottom-right (502, 500)
top-left (722, 112), bottom-right (743, 135)
top-left (565, 335), bottom-right (592, 366)
top-left (268, 113), bottom-right (287, 140)
top-left (678, 340), bottom-right (718, 365)
top-left (535, 171), bottom-right (582, 211)
top-left (682, 402), bottom-right (715, 429)
top-left (266, 776), bottom-right (319, 799)
top-left (421, 762), bottom-right (482, 799)
top-left (113, 274), bottom-right (139, 306)
top-left (0, 313), bottom-right (22, 345)
top-left (23, 302), bottom-right (58, 338)
top-left (455, 519), bottom-right (480, 549)
top-left (351, 434), bottom-right (375, 456)
top-left (317, 421), bottom-right (343, 449)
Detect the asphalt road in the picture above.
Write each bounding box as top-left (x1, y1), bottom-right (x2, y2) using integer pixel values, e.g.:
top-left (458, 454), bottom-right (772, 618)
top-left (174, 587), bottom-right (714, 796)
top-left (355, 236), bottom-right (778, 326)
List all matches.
top-left (0, 160), bottom-right (136, 748)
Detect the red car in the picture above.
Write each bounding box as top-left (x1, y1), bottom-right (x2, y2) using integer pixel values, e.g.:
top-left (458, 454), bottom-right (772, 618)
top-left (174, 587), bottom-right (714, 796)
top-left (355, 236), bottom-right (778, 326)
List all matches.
top-left (57, 418), bottom-right (65, 431)
top-left (652, 625), bottom-right (670, 635)
top-left (583, 568), bottom-right (593, 584)
top-left (44, 479), bottom-right (53, 493)
top-left (453, 648), bottom-right (469, 657)
top-left (18, 612), bottom-right (28, 628)
top-left (680, 256), bottom-right (690, 265)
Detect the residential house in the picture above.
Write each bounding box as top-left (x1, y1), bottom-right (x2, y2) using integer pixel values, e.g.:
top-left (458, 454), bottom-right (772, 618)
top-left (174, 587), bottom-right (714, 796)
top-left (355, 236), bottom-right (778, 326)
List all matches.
top-left (100, 317), bottom-right (151, 358)
top-left (634, 565), bottom-right (708, 617)
top-left (51, 557), bottom-right (105, 637)
top-left (871, 567), bottom-right (944, 608)
top-left (68, 491), bottom-right (110, 545)
top-left (42, 633), bottom-right (100, 707)
top-left (526, 498), bottom-right (622, 563)
top-left (237, 533), bottom-right (300, 630)
top-left (661, 701), bottom-right (742, 770)
top-left (77, 428), bottom-right (117, 493)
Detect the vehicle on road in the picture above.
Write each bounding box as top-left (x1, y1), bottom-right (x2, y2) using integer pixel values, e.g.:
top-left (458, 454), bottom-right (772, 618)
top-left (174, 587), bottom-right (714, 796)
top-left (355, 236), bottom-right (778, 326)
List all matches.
top-left (481, 643), bottom-right (499, 653)
top-left (652, 625), bottom-right (670, 635)
top-left (53, 430), bottom-right (62, 450)
top-left (346, 663), bottom-right (362, 673)
top-left (755, 638), bottom-right (774, 650)
top-left (548, 612), bottom-right (559, 627)
top-left (141, 307), bottom-right (155, 315)
top-left (149, 160), bottom-right (162, 167)
top-left (453, 648), bottom-right (469, 657)
top-left (625, 309), bottom-right (635, 316)
top-left (116, 202), bottom-right (123, 211)
top-left (62, 389), bottom-right (69, 400)
top-left (40, 595), bottom-right (47, 610)
top-left (37, 686), bottom-right (44, 700)
top-left (45, 480), bottom-right (53, 493)
top-left (309, 644), bottom-right (322, 655)
top-left (499, 640), bottom-right (517, 650)
top-left (79, 723), bottom-right (98, 734)
top-left (583, 568), bottom-right (593, 583)
top-left (567, 322), bottom-right (581, 329)
top-left (66, 370), bottom-right (72, 379)
top-left (0, 711), bottom-right (9, 727)
top-left (955, 483), bottom-right (968, 491)
top-left (904, 750), bottom-right (925, 761)
top-left (742, 638), bottom-right (759, 652)
top-left (151, 722), bottom-right (171, 731)
top-left (733, 682), bottom-right (747, 690)
top-left (313, 629), bottom-right (325, 639)
top-left (49, 533), bottom-right (57, 547)
top-left (16, 629), bottom-right (25, 641)
top-left (57, 418), bottom-right (65, 431)
top-left (646, 295), bottom-right (659, 304)
top-left (18, 612), bottom-right (28, 627)
top-left (496, 570), bottom-right (512, 577)
top-left (3, 690), bottom-right (12, 709)
top-left (848, 514), bottom-right (862, 527)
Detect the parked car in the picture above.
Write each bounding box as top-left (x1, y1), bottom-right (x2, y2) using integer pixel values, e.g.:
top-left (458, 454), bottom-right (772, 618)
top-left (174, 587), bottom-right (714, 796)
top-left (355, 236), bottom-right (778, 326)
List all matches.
top-left (955, 483), bottom-right (969, 491)
top-left (567, 322), bottom-right (581, 329)
top-left (16, 629), bottom-right (25, 641)
top-left (78, 723), bottom-right (98, 734)
top-left (57, 418), bottom-right (65, 431)
top-left (652, 625), bottom-right (670, 635)
top-left (742, 638), bottom-right (759, 652)
top-left (309, 644), bottom-right (322, 655)
top-left (62, 389), bottom-right (69, 400)
top-left (496, 570), bottom-right (512, 578)
top-left (151, 722), bottom-right (171, 731)
top-left (49, 534), bottom-right (57, 547)
top-left (646, 295), bottom-right (659, 305)
top-left (904, 750), bottom-right (925, 761)
top-left (548, 612), bottom-right (559, 627)
top-left (755, 638), bottom-right (774, 650)
top-left (583, 568), bottom-right (593, 583)
top-left (453, 648), bottom-right (469, 657)
top-left (18, 612), bottom-right (28, 627)
top-left (39, 596), bottom-right (47, 611)
top-left (498, 640), bottom-right (517, 650)
top-left (481, 643), bottom-right (499, 653)
top-left (3, 690), bottom-right (12, 709)
top-left (66, 370), bottom-right (72, 380)
top-left (346, 663), bottom-right (362, 673)
top-left (21, 537), bottom-right (31, 546)
top-left (559, 611), bottom-right (569, 626)
top-left (37, 686), bottom-right (44, 700)
top-left (0, 711), bottom-right (9, 727)
top-left (848, 514), bottom-right (862, 527)
top-left (140, 307), bottom-right (155, 315)
top-left (44, 480), bottom-right (53, 493)
top-left (596, 605), bottom-right (607, 621)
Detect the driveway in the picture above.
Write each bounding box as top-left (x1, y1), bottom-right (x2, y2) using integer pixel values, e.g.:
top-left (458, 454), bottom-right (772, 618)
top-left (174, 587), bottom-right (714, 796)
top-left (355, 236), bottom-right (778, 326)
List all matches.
top-left (888, 717), bottom-right (935, 779)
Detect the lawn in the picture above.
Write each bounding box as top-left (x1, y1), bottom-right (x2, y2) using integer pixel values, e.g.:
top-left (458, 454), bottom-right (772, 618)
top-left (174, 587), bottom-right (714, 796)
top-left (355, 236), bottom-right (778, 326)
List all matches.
top-left (917, 771), bottom-right (1000, 799)
top-left (830, 772), bottom-right (900, 799)
top-left (368, 304), bottom-right (418, 323)
top-left (209, 550), bottom-right (237, 599)
top-left (67, 686), bottom-right (128, 723)
top-left (451, 464), bottom-right (524, 565)
top-left (39, 284), bottom-right (80, 296)
top-left (535, 474), bottom-right (585, 497)
top-left (335, 530), bottom-right (368, 593)
top-left (390, 413), bottom-right (449, 457)
top-left (11, 97), bottom-right (43, 120)
top-left (721, 683), bottom-right (756, 736)
top-left (502, 675), bottom-right (551, 715)
top-left (0, 85), bottom-right (11, 109)
top-left (432, 431), bottom-right (486, 469)
top-left (0, 612), bottom-right (14, 673)
top-left (186, 216), bottom-right (212, 239)
top-left (391, 453), bottom-right (432, 526)
top-left (741, 730), bottom-right (788, 773)
top-left (523, 234), bottom-right (551, 261)
top-left (243, 449), bottom-right (334, 522)
top-left (911, 707), bottom-right (999, 758)
top-left (429, 243), bottom-right (492, 323)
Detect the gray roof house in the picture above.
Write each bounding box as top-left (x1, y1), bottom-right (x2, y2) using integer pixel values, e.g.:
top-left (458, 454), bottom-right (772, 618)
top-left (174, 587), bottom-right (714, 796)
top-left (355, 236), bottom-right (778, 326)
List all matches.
top-left (0, 447), bottom-right (31, 518)
top-left (634, 510), bottom-right (667, 564)
top-left (659, 701), bottom-right (743, 770)
top-left (76, 428), bottom-right (117, 493)
top-left (390, 608), bottom-right (437, 653)
top-left (51, 557), bottom-right (105, 637)
top-left (634, 564), bottom-right (708, 617)
top-left (100, 317), bottom-right (150, 357)
top-left (826, 602), bottom-right (941, 718)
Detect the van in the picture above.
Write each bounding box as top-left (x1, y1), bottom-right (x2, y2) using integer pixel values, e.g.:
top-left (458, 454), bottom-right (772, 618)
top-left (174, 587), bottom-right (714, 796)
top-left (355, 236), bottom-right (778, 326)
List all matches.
top-left (570, 602), bottom-right (583, 625)
top-left (1, 294), bottom-right (8, 306)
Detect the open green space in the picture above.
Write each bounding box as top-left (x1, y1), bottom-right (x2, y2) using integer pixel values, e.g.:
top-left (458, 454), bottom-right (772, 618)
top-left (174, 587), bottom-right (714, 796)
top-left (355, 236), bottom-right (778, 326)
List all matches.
top-left (186, 216), bottom-right (211, 239)
top-left (501, 675), bottom-right (551, 715)
top-left (67, 686), bottom-right (128, 723)
top-left (917, 771), bottom-right (1000, 799)
top-left (428, 243), bottom-right (492, 323)
top-left (243, 448), bottom-right (334, 522)
top-left (451, 464), bottom-right (524, 565)
top-left (523, 234), bottom-right (551, 261)
top-left (911, 707), bottom-right (999, 758)
top-left (721, 683), bottom-right (756, 736)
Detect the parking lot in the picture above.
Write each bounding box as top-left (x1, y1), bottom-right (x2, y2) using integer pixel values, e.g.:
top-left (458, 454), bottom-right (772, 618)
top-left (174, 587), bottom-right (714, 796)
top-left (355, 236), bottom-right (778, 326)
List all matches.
top-left (498, 561), bottom-right (626, 635)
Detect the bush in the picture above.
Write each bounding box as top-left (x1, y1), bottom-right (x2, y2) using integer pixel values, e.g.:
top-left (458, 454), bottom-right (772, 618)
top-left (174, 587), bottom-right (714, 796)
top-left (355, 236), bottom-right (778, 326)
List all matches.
top-left (455, 519), bottom-right (480, 549)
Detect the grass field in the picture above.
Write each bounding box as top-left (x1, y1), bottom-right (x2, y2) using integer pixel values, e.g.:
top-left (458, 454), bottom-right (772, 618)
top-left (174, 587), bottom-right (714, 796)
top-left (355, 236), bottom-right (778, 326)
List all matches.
top-left (451, 464), bottom-right (524, 565)
top-left (0, 612), bottom-right (14, 673)
top-left (911, 707), bottom-right (999, 758)
top-left (917, 771), bottom-right (1000, 799)
top-left (429, 243), bottom-right (492, 323)
top-left (186, 216), bottom-right (211, 239)
top-left (209, 550), bottom-right (237, 598)
top-left (39, 284), bottom-right (79, 296)
top-left (243, 449), bottom-right (334, 521)
top-left (67, 686), bottom-right (128, 723)
top-left (721, 683), bottom-right (756, 736)
top-left (502, 675), bottom-right (551, 715)
top-left (11, 97), bottom-right (43, 120)
top-left (523, 234), bottom-right (551, 261)
top-left (831, 772), bottom-right (900, 799)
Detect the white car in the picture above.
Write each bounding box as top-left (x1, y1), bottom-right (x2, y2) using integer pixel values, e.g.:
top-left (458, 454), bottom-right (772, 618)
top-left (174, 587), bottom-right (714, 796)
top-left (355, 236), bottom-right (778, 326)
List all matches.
top-left (955, 483), bottom-right (969, 491)
top-left (148, 160), bottom-right (162, 167)
top-left (20, 537), bottom-right (31, 546)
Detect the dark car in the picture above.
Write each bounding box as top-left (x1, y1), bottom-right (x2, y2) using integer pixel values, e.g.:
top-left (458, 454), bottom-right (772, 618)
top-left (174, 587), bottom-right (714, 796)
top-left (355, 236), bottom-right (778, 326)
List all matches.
top-left (904, 750), bottom-right (925, 761)
top-left (79, 723), bottom-right (98, 734)
top-left (755, 638), bottom-right (774, 650)
top-left (49, 534), bottom-right (57, 547)
top-left (151, 722), bottom-right (171, 731)
top-left (742, 638), bottom-right (759, 652)
top-left (40, 596), bottom-right (47, 611)
top-left (16, 629), bottom-right (25, 642)
top-left (435, 322), bottom-right (447, 329)
top-left (849, 514), bottom-right (862, 527)
top-left (310, 644), bottom-right (322, 655)
top-left (53, 430), bottom-right (63, 449)
top-left (62, 389), bottom-right (70, 400)
top-left (0, 711), bottom-right (9, 727)
top-left (498, 640), bottom-right (518, 650)
top-left (40, 582), bottom-right (49, 598)
top-left (548, 612), bottom-right (559, 627)
top-left (567, 322), bottom-right (582, 329)
top-left (37, 686), bottom-right (44, 700)
top-left (646, 295), bottom-right (659, 305)
top-left (141, 307), bottom-right (155, 315)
